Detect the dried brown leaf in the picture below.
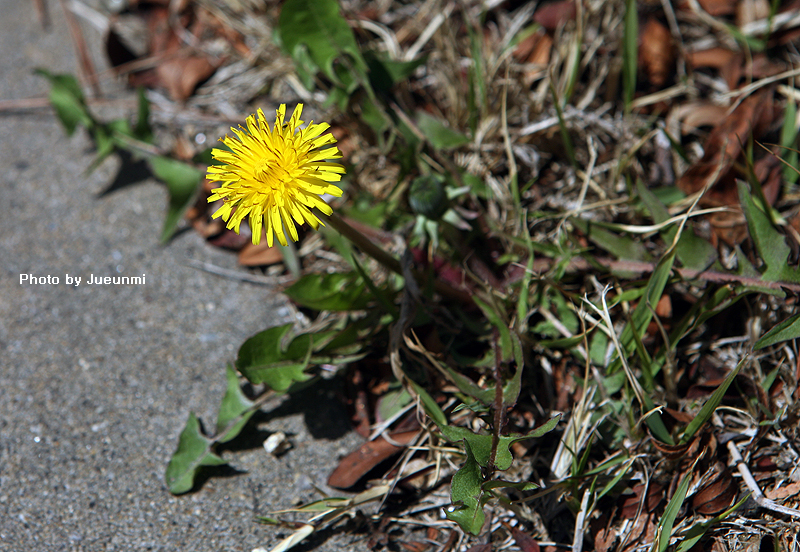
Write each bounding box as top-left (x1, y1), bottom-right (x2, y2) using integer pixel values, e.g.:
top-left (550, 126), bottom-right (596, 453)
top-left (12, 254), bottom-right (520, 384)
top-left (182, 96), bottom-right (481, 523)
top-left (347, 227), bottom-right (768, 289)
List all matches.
top-left (156, 55), bottom-right (217, 101)
top-left (619, 511), bottom-right (657, 552)
top-left (674, 102), bottom-right (730, 135)
top-left (639, 18), bottom-right (674, 88)
top-left (208, 228), bottom-right (252, 250)
top-left (692, 462), bottom-right (738, 515)
top-left (593, 520), bottom-right (617, 552)
top-left (327, 430), bottom-right (419, 489)
top-left (238, 239), bottom-right (283, 266)
top-left (533, 0), bottom-right (576, 32)
top-left (502, 521), bottom-right (541, 552)
top-left (691, 0), bottom-right (737, 16)
top-left (678, 89), bottom-right (772, 198)
top-left (620, 483), bottom-right (665, 519)
top-left (766, 480), bottom-right (800, 501)
top-left (400, 541), bottom-right (430, 552)
top-left (685, 47), bottom-right (742, 89)
top-left (651, 438), bottom-right (691, 460)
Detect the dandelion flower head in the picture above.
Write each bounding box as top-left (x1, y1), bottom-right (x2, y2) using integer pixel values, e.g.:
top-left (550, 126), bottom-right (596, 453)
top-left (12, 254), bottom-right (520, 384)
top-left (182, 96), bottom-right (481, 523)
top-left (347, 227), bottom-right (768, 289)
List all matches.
top-left (206, 103), bottom-right (344, 247)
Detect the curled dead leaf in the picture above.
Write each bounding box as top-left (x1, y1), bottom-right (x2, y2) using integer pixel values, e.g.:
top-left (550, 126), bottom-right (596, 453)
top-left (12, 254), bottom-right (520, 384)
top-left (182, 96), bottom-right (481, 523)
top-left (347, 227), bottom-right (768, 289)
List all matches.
top-left (114, 5), bottom-right (220, 100)
top-left (619, 483), bottom-right (665, 519)
top-left (671, 102), bottom-right (730, 135)
top-left (619, 511), bottom-right (657, 552)
top-left (592, 520), bottom-right (617, 552)
top-left (691, 461), bottom-right (738, 514)
top-left (650, 439), bottom-right (690, 460)
top-left (157, 55), bottom-right (218, 101)
top-left (753, 149), bottom-right (783, 207)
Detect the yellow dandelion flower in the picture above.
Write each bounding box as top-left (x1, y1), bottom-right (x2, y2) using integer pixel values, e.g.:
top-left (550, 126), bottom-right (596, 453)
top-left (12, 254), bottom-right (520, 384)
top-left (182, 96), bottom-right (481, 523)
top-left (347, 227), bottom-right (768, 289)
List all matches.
top-left (206, 104), bottom-right (345, 247)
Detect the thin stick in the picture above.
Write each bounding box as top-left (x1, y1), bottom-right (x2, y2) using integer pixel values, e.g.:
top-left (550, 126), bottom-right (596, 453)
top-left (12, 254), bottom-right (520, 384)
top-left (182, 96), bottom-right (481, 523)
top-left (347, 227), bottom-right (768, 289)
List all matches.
top-left (58, 0), bottom-right (101, 97)
top-left (727, 440), bottom-right (800, 518)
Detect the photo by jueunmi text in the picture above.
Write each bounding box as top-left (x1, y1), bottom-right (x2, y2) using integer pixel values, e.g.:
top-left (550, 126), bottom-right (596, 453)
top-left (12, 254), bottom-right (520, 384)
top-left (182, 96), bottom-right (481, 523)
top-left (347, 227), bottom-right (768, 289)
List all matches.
top-left (18, 274), bottom-right (147, 286)
top-left (85, 274), bottom-right (146, 285)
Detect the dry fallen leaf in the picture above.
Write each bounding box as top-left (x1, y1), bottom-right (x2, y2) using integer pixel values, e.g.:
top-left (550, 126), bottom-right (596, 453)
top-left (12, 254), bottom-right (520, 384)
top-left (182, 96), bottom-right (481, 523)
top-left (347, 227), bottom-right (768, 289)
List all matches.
top-left (678, 89), bottom-right (773, 198)
top-left (685, 47), bottom-right (742, 90)
top-left (672, 101), bottom-right (730, 135)
top-left (327, 430), bottom-right (419, 489)
top-left (692, 461), bottom-right (738, 514)
top-left (619, 511), bottom-right (657, 552)
top-left (766, 480), bottom-right (800, 501)
top-left (639, 18), bottom-right (674, 88)
top-left (238, 236), bottom-right (283, 266)
top-left (112, 5), bottom-right (219, 101)
top-left (691, 0), bottom-right (737, 16)
top-left (619, 483), bottom-right (664, 520)
top-left (209, 227), bottom-right (252, 250)
top-left (503, 521), bottom-right (541, 552)
top-left (514, 29), bottom-right (553, 87)
top-left (533, 0), bottom-right (576, 32)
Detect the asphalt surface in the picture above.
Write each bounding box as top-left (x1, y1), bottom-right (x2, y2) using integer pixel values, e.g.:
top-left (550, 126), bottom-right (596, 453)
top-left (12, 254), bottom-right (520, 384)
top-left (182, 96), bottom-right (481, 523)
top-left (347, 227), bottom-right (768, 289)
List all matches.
top-left (0, 3), bottom-right (366, 551)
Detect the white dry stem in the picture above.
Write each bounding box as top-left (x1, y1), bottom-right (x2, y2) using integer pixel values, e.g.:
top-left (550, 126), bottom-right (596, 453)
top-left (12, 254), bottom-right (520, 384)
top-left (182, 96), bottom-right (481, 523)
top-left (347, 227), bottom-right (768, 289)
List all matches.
top-left (536, 307), bottom-right (588, 361)
top-left (67, 0), bottom-right (108, 32)
top-left (599, 207), bottom-right (728, 234)
top-left (519, 104), bottom-right (616, 138)
top-left (257, 484), bottom-right (392, 552)
top-left (533, 197), bottom-right (629, 223)
top-left (722, 66), bottom-right (800, 100)
top-left (685, 0), bottom-right (737, 34)
top-left (572, 488), bottom-right (593, 552)
top-left (353, 19), bottom-right (401, 60)
top-left (368, 401), bottom-right (416, 441)
top-left (727, 440), bottom-right (800, 519)
top-left (576, 64), bottom-right (609, 111)
top-left (741, 8), bottom-right (800, 36)
top-left (185, 259), bottom-right (293, 285)
top-left (557, 136), bottom-right (599, 233)
top-left (498, 2), bottom-right (537, 55)
top-left (582, 287), bottom-right (647, 408)
top-left (778, 84), bottom-right (800, 103)
top-left (631, 83), bottom-right (696, 110)
top-left (550, 386), bottom-right (598, 480)
top-left (404, 2), bottom-right (454, 61)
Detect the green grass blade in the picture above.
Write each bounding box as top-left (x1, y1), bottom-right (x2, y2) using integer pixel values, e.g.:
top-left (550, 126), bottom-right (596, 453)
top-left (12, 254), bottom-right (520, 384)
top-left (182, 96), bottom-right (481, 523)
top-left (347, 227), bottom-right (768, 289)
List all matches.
top-left (653, 458), bottom-right (697, 552)
top-left (754, 311), bottom-right (800, 349)
top-left (674, 495), bottom-right (749, 552)
top-left (549, 81), bottom-right (576, 168)
top-left (781, 97), bottom-right (799, 184)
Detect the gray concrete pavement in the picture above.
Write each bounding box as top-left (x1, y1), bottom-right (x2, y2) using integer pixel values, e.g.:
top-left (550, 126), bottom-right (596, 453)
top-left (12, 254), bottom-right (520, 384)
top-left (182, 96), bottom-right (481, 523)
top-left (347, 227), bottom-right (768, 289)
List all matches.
top-left (0, 3), bottom-right (364, 550)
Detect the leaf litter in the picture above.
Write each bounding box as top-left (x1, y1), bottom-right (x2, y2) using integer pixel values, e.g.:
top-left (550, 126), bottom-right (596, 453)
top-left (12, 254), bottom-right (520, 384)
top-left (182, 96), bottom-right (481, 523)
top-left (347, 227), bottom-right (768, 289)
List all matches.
top-left (26, 0), bottom-right (800, 550)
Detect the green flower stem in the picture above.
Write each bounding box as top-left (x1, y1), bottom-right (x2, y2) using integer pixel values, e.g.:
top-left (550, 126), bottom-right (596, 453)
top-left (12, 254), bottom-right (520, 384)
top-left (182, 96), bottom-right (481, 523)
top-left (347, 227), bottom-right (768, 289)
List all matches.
top-left (321, 211), bottom-right (473, 304)
top-left (323, 212), bottom-right (402, 274)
